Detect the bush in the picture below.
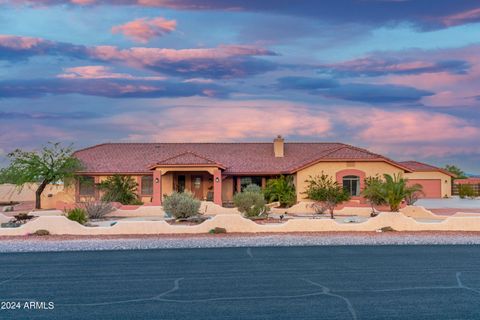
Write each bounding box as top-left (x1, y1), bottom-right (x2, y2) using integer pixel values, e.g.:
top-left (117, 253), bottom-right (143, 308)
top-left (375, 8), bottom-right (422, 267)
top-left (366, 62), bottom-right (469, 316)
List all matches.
top-left (459, 184), bottom-right (476, 199)
top-left (163, 192), bottom-right (201, 219)
top-left (67, 208), bottom-right (88, 225)
top-left (263, 175), bottom-right (296, 208)
top-left (304, 173), bottom-right (351, 219)
top-left (233, 186), bottom-right (268, 218)
top-left (243, 184), bottom-right (262, 193)
top-left (97, 175), bottom-right (141, 205)
top-left (81, 200), bottom-right (115, 219)
top-left (33, 229), bottom-right (50, 236)
top-left (209, 227), bottom-right (227, 234)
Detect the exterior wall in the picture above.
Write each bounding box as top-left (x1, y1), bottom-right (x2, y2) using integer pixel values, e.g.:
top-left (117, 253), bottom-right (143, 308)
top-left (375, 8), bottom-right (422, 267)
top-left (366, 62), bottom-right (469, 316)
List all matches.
top-left (295, 161), bottom-right (404, 200)
top-left (405, 171), bottom-right (451, 198)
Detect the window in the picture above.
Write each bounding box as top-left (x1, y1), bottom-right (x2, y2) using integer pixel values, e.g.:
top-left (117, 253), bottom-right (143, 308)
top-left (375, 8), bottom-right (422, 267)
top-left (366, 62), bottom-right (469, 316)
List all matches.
top-left (343, 175), bottom-right (360, 196)
top-left (240, 176), bottom-right (262, 191)
top-left (79, 176), bottom-right (95, 196)
top-left (141, 176), bottom-right (153, 195)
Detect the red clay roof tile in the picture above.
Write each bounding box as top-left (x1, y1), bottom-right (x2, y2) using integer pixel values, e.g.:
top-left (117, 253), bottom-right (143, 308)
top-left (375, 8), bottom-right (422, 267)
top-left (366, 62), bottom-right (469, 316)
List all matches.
top-left (73, 142), bottom-right (410, 175)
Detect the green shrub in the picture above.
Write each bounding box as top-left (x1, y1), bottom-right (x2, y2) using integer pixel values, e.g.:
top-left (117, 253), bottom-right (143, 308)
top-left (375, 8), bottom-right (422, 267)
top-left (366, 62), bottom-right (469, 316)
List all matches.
top-left (209, 227), bottom-right (227, 234)
top-left (97, 175), bottom-right (141, 205)
top-left (67, 208), bottom-right (88, 225)
top-left (243, 184), bottom-right (262, 193)
top-left (33, 229), bottom-right (50, 236)
top-left (233, 187), bottom-right (268, 218)
top-left (304, 173), bottom-right (350, 219)
top-left (263, 175), bottom-right (296, 208)
top-left (459, 184), bottom-right (476, 199)
top-left (163, 192), bottom-right (201, 219)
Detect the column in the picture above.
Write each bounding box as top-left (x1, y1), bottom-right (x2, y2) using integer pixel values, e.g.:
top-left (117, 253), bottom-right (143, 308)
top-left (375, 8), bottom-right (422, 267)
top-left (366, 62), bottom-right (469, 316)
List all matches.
top-left (152, 170), bottom-right (162, 205)
top-left (213, 169), bottom-right (222, 206)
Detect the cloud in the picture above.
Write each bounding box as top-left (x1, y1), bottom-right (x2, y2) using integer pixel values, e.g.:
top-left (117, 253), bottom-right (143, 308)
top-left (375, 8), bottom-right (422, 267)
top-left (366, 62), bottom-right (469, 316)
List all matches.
top-left (111, 17), bottom-right (176, 43)
top-left (107, 103), bottom-right (332, 142)
top-left (57, 65), bottom-right (165, 80)
top-left (0, 35), bottom-right (277, 78)
top-left (0, 78), bottom-right (229, 98)
top-left (276, 76), bottom-right (339, 90)
top-left (338, 108), bottom-right (480, 157)
top-left (318, 58), bottom-right (470, 77)
top-left (0, 111), bottom-right (99, 119)
top-left (4, 1), bottom-right (480, 30)
top-left (0, 34), bottom-right (87, 61)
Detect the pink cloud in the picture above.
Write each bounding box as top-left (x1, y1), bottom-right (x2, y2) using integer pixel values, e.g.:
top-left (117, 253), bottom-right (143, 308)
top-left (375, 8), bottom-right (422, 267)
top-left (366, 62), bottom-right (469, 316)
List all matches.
top-left (111, 17), bottom-right (176, 43)
top-left (57, 65), bottom-right (165, 80)
top-left (439, 7), bottom-right (480, 27)
top-left (338, 108), bottom-right (480, 157)
top-left (0, 34), bottom-right (43, 49)
top-left (106, 103), bottom-right (331, 142)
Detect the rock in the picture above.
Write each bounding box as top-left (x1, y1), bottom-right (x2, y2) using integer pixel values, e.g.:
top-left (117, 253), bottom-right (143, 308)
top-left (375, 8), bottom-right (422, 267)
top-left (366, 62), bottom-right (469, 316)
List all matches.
top-left (2, 206), bottom-right (14, 212)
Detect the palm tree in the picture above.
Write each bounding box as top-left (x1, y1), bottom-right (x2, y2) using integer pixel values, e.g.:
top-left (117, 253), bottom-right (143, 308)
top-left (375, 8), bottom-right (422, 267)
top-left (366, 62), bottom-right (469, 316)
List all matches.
top-left (379, 174), bottom-right (423, 212)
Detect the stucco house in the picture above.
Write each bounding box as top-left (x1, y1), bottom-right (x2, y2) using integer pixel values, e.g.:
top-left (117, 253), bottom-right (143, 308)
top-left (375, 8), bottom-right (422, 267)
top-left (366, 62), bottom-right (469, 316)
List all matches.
top-left (71, 136), bottom-right (454, 206)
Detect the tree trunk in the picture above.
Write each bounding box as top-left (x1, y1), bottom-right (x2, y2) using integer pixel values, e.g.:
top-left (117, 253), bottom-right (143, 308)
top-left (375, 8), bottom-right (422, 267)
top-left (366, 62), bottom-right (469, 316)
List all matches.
top-left (35, 180), bottom-right (48, 209)
top-left (329, 208), bottom-right (334, 219)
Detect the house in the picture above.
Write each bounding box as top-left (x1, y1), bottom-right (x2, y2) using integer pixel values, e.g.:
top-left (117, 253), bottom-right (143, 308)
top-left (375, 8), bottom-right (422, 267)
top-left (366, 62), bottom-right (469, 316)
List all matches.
top-left (71, 136), bottom-right (454, 206)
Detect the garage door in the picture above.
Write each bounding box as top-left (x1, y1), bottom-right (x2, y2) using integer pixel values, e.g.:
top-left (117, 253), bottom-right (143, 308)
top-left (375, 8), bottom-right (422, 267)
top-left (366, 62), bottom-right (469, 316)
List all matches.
top-left (407, 179), bottom-right (441, 198)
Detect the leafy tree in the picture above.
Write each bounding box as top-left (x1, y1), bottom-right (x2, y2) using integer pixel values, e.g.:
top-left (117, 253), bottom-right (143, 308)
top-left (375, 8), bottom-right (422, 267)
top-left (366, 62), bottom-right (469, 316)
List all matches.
top-left (362, 176), bottom-right (387, 216)
top-left (378, 174), bottom-right (422, 212)
top-left (97, 175), bottom-right (141, 205)
top-left (304, 173), bottom-right (351, 219)
top-left (263, 175), bottom-right (297, 208)
top-left (444, 164), bottom-right (466, 179)
top-left (0, 142), bottom-right (82, 209)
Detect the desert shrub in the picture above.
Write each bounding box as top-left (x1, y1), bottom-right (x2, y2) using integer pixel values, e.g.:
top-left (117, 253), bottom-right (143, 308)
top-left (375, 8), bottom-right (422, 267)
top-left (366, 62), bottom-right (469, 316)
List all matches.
top-left (263, 175), bottom-right (296, 208)
top-left (67, 208), bottom-right (88, 225)
top-left (97, 175), bottom-right (141, 205)
top-left (163, 192), bottom-right (201, 219)
top-left (459, 184), bottom-right (476, 199)
top-left (233, 185), bottom-right (268, 218)
top-left (33, 229), bottom-right (50, 236)
top-left (209, 227), bottom-right (227, 234)
top-left (304, 173), bottom-right (351, 219)
top-left (243, 184), bottom-right (262, 193)
top-left (81, 200), bottom-right (115, 219)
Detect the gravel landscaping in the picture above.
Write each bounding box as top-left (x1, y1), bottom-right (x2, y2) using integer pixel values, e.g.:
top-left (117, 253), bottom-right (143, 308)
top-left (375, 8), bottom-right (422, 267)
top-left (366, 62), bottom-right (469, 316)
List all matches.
top-left (1, 232), bottom-right (480, 252)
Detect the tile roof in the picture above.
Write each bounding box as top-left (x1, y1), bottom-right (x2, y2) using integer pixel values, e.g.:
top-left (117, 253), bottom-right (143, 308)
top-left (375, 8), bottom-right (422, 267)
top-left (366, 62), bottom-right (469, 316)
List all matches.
top-left (399, 161), bottom-right (455, 177)
top-left (454, 178), bottom-right (480, 185)
top-left (151, 151), bottom-right (224, 167)
top-left (74, 142), bottom-right (410, 175)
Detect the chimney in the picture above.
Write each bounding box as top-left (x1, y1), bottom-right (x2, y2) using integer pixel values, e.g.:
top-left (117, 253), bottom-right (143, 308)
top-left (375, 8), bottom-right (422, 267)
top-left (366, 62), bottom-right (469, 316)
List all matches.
top-left (273, 135), bottom-right (284, 158)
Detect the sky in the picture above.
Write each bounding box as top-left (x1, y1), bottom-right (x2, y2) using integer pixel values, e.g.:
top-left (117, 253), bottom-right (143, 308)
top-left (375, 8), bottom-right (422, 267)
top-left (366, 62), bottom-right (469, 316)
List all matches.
top-left (0, 0), bottom-right (479, 173)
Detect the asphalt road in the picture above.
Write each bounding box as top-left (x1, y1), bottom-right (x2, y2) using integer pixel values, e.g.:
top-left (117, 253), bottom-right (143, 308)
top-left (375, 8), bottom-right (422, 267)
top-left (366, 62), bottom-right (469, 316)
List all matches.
top-left (0, 245), bottom-right (479, 320)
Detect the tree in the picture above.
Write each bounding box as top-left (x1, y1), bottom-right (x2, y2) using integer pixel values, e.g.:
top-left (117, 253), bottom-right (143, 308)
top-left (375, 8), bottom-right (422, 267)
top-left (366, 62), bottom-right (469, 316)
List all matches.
top-left (97, 175), bottom-right (141, 205)
top-left (304, 173), bottom-right (351, 219)
top-left (0, 142), bottom-right (81, 209)
top-left (444, 164), bottom-right (466, 179)
top-left (362, 176), bottom-right (387, 216)
top-left (263, 175), bottom-right (297, 208)
top-left (378, 174), bottom-right (422, 212)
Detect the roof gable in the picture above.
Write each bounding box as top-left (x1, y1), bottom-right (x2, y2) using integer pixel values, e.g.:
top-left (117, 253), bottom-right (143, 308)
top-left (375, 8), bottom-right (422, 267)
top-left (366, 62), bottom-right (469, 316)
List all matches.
top-left (150, 151), bottom-right (225, 168)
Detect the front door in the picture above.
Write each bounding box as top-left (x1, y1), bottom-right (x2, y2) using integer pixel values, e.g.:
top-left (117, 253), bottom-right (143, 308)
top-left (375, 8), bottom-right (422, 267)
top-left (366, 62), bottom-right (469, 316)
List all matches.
top-left (191, 175), bottom-right (203, 199)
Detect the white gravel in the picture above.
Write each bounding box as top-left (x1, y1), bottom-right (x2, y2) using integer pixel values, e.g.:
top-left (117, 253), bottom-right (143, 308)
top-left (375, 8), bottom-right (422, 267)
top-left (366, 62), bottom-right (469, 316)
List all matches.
top-left (1, 233), bottom-right (480, 252)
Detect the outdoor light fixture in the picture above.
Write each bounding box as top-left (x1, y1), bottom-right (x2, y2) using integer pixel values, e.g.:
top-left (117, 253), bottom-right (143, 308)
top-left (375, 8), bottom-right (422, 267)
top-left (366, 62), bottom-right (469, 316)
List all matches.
top-left (215, 177), bottom-right (220, 183)
top-left (155, 178), bottom-right (159, 183)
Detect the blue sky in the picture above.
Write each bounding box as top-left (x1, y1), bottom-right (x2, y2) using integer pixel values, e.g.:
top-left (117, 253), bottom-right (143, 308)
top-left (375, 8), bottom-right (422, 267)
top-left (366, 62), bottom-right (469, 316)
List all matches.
top-left (0, 0), bottom-right (479, 173)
